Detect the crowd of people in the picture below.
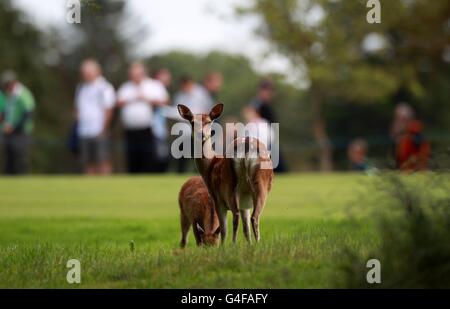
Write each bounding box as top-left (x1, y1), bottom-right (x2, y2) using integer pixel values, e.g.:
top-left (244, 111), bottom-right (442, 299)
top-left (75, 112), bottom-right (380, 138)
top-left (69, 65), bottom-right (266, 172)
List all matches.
top-left (347, 103), bottom-right (431, 172)
top-left (0, 58), bottom-right (431, 175)
top-left (0, 59), bottom-right (284, 175)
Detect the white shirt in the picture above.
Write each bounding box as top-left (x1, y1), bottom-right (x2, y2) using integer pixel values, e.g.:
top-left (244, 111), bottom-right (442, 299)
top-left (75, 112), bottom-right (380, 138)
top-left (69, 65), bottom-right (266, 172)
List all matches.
top-left (117, 78), bottom-right (168, 130)
top-left (173, 84), bottom-right (213, 115)
top-left (76, 77), bottom-right (115, 138)
top-left (245, 119), bottom-right (275, 149)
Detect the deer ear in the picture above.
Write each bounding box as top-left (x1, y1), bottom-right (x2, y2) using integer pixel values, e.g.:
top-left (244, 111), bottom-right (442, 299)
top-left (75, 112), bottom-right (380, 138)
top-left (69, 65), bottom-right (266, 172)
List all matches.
top-left (196, 223), bottom-right (205, 234)
top-left (209, 103), bottom-right (224, 120)
top-left (178, 104), bottom-right (193, 122)
top-left (213, 226), bottom-right (221, 236)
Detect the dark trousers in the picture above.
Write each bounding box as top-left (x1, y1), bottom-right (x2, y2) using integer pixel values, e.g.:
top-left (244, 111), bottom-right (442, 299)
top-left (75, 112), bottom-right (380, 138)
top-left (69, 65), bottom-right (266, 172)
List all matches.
top-left (154, 137), bottom-right (170, 173)
top-left (274, 151), bottom-right (288, 173)
top-left (176, 140), bottom-right (194, 174)
top-left (125, 128), bottom-right (156, 174)
top-left (4, 133), bottom-right (29, 175)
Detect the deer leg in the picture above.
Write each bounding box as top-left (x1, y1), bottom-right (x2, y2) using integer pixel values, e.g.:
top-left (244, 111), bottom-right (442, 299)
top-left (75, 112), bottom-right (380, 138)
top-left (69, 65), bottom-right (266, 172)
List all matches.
top-left (230, 194), bottom-right (240, 244)
top-left (232, 212), bottom-right (240, 244)
top-left (180, 212), bottom-right (190, 248)
top-left (240, 208), bottom-right (252, 243)
top-left (251, 188), bottom-right (267, 243)
top-left (218, 206), bottom-right (228, 245)
top-left (192, 222), bottom-right (203, 246)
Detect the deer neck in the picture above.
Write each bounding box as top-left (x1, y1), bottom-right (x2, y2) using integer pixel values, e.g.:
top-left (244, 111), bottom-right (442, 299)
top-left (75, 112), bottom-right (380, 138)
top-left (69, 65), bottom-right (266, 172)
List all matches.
top-left (194, 137), bottom-right (216, 180)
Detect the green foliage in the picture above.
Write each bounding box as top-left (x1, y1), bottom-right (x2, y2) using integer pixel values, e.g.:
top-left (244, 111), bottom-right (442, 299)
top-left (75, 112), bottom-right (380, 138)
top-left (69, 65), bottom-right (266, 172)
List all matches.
top-left (246, 0), bottom-right (450, 103)
top-left (338, 173), bottom-right (450, 288)
top-left (146, 51), bottom-right (261, 116)
top-left (57, 0), bottom-right (132, 86)
top-left (244, 0), bottom-right (450, 170)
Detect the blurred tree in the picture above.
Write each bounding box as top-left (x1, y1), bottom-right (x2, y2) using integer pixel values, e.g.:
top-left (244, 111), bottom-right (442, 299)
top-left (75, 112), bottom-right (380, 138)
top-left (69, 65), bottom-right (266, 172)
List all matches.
top-left (242, 0), bottom-right (450, 171)
top-left (0, 0), bottom-right (73, 173)
top-left (147, 51), bottom-right (261, 114)
top-left (57, 0), bottom-right (148, 86)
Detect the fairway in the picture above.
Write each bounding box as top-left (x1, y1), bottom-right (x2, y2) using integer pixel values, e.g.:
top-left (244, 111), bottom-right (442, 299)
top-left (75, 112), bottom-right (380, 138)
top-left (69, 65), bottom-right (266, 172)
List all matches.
top-left (0, 174), bottom-right (379, 288)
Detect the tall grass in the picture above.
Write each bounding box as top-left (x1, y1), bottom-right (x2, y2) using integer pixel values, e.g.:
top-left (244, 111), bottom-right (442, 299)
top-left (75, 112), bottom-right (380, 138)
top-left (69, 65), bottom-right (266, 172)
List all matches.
top-left (338, 173), bottom-right (450, 288)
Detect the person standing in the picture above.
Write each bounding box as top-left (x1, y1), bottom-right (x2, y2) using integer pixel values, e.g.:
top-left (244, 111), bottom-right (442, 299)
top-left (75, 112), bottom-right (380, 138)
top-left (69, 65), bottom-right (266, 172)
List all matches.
top-left (117, 62), bottom-right (168, 174)
top-left (201, 72), bottom-right (223, 106)
top-left (388, 103), bottom-right (431, 171)
top-left (396, 120), bottom-right (431, 171)
top-left (0, 71), bottom-right (35, 175)
top-left (173, 75), bottom-right (214, 114)
top-left (75, 59), bottom-right (115, 175)
top-left (152, 68), bottom-right (172, 173)
top-left (172, 76), bottom-right (213, 173)
top-left (0, 90), bottom-right (5, 123)
top-left (250, 79), bottom-right (277, 124)
top-left (347, 139), bottom-right (371, 172)
top-left (249, 79), bottom-right (287, 173)
top-left (242, 105), bottom-right (275, 149)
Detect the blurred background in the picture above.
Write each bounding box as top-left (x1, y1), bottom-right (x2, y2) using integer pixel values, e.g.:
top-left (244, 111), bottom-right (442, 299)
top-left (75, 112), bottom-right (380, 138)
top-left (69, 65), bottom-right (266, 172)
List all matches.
top-left (0, 0), bottom-right (449, 174)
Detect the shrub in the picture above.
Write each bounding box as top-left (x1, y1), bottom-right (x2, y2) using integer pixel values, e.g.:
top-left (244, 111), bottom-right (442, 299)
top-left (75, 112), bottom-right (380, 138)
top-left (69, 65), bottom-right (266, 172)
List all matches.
top-left (338, 173), bottom-right (450, 288)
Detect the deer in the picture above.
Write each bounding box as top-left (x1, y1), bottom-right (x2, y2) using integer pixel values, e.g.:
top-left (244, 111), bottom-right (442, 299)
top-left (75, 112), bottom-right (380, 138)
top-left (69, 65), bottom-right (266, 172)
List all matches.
top-left (179, 176), bottom-right (220, 248)
top-left (177, 103), bottom-right (274, 244)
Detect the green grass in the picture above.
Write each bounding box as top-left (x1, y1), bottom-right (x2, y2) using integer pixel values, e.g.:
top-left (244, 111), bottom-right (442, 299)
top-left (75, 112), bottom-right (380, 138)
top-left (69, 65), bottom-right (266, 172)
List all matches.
top-left (0, 174), bottom-right (379, 288)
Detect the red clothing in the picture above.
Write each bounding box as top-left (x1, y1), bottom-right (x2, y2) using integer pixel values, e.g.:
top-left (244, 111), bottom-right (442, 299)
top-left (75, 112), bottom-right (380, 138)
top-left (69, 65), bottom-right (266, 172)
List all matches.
top-left (396, 121), bottom-right (430, 171)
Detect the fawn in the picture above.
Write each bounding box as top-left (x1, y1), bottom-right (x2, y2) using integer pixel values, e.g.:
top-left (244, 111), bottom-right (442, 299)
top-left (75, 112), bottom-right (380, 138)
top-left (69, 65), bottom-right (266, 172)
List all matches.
top-left (177, 103), bottom-right (273, 244)
top-left (179, 176), bottom-right (220, 248)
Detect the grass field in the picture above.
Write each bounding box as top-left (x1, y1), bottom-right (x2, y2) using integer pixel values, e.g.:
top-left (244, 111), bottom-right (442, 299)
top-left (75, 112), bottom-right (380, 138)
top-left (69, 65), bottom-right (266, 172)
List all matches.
top-left (0, 174), bottom-right (380, 288)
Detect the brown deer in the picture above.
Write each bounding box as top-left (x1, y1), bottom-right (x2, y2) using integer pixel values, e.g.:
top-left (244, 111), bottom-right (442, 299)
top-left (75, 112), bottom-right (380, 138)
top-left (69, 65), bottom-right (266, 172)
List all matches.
top-left (177, 103), bottom-right (273, 244)
top-left (179, 176), bottom-right (220, 248)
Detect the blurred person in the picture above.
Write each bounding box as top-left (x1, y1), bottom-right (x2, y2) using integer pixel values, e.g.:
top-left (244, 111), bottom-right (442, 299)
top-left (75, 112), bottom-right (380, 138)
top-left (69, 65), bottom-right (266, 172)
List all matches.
top-left (153, 68), bottom-right (172, 89)
top-left (390, 103), bottom-right (414, 167)
top-left (0, 90), bottom-right (4, 150)
top-left (152, 68), bottom-right (172, 172)
top-left (0, 70), bottom-right (35, 175)
top-left (202, 71), bottom-right (223, 104)
top-left (117, 62), bottom-right (169, 174)
top-left (171, 73), bottom-right (224, 173)
top-left (172, 76), bottom-right (194, 174)
top-left (75, 59), bottom-right (115, 175)
top-left (390, 103), bottom-right (415, 142)
top-left (249, 79), bottom-right (287, 173)
top-left (0, 90), bottom-right (4, 123)
top-left (250, 79), bottom-right (277, 123)
top-left (390, 103), bottom-right (430, 171)
top-left (173, 75), bottom-right (214, 114)
top-left (396, 120), bottom-right (431, 171)
top-left (347, 139), bottom-right (371, 171)
top-left (223, 116), bottom-right (239, 150)
top-left (242, 106), bottom-right (275, 149)
top-left (173, 75), bottom-right (213, 173)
